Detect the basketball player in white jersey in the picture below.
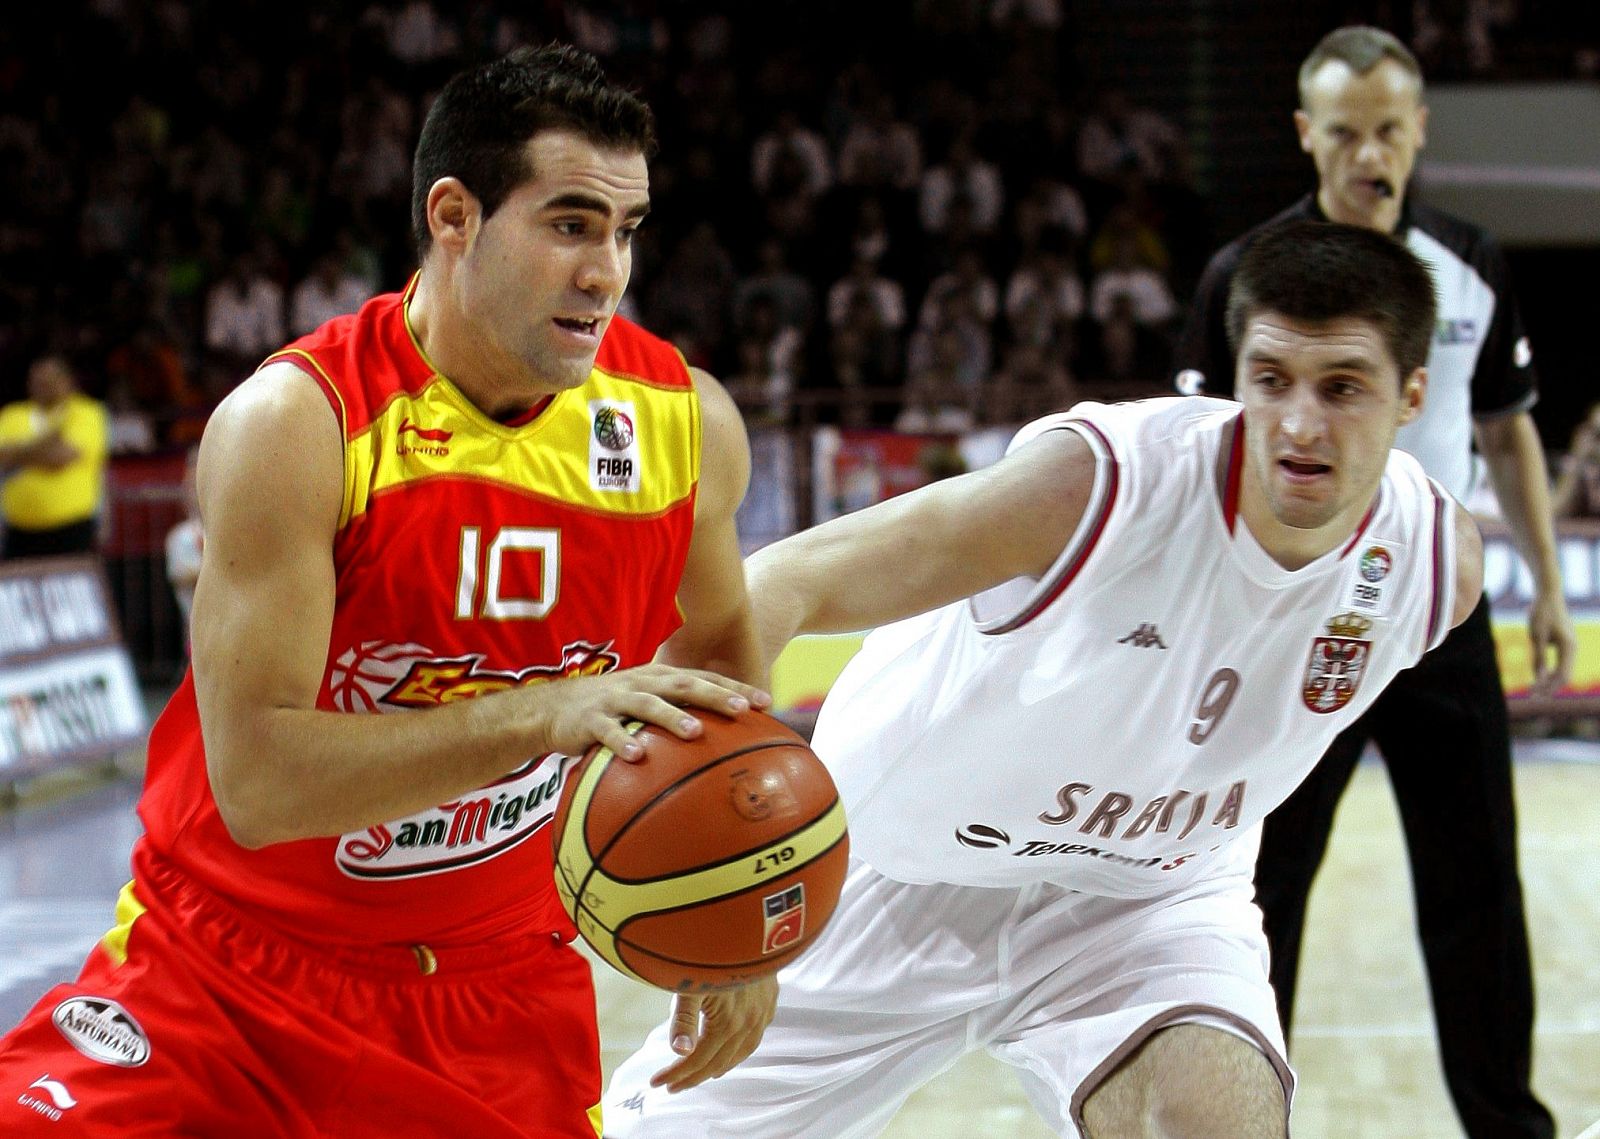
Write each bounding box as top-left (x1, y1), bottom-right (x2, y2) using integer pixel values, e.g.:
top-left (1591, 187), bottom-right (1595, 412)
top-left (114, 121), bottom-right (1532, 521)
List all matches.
top-left (604, 220), bottom-right (1483, 1138)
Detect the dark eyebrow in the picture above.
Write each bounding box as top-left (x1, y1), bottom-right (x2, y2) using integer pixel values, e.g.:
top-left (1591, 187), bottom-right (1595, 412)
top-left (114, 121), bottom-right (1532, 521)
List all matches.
top-left (1324, 357), bottom-right (1379, 374)
top-left (542, 192), bottom-right (651, 221)
top-left (1243, 350), bottom-right (1378, 375)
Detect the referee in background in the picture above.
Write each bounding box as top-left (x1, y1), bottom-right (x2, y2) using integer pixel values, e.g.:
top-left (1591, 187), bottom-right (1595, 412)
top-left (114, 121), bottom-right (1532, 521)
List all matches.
top-left (1173, 25), bottom-right (1572, 1139)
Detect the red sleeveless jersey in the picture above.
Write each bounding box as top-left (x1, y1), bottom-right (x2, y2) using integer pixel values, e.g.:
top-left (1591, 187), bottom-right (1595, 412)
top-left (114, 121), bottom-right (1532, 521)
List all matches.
top-left (136, 281), bottom-right (699, 946)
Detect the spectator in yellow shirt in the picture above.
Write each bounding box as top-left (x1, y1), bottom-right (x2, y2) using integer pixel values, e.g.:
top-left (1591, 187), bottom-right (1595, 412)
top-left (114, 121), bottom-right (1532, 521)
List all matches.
top-left (0, 353), bottom-right (110, 559)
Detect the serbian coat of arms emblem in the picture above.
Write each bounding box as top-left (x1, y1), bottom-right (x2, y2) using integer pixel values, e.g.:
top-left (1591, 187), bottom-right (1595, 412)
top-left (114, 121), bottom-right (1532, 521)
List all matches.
top-left (1303, 612), bottom-right (1373, 714)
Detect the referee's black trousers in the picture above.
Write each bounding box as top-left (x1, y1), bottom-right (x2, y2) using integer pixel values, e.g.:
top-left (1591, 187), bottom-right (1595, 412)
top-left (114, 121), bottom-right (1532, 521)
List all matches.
top-left (1255, 595), bottom-right (1555, 1139)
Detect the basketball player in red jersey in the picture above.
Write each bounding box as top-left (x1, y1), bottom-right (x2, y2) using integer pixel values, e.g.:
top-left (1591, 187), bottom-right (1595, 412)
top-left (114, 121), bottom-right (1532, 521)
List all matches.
top-left (0, 45), bottom-right (776, 1138)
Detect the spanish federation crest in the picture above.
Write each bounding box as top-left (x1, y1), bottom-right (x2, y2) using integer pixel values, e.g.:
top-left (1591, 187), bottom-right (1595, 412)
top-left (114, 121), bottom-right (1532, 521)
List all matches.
top-left (1303, 612), bottom-right (1373, 714)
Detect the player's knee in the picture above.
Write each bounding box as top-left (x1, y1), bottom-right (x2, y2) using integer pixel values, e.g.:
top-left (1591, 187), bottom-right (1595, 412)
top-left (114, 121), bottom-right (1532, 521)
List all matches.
top-left (1149, 1025), bottom-right (1284, 1137)
top-left (1084, 1024), bottom-right (1286, 1139)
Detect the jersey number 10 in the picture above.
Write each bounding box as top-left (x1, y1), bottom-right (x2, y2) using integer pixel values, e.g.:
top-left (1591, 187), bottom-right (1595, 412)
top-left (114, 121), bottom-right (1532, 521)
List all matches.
top-left (454, 526), bottom-right (560, 620)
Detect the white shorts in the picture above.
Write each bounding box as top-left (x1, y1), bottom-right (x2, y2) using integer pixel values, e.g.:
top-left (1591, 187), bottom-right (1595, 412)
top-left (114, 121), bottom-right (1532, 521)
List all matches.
top-left (602, 860), bottom-right (1294, 1138)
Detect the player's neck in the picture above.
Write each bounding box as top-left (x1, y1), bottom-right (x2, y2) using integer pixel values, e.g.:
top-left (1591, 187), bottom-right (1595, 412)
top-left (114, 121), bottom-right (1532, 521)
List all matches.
top-left (1237, 488), bottom-right (1372, 571)
top-left (406, 270), bottom-right (562, 418)
top-left (1222, 428), bottom-right (1372, 570)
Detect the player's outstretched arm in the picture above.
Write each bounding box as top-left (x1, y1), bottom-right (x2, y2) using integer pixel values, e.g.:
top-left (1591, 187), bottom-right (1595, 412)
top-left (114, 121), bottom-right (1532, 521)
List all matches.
top-left (191, 363), bottom-right (764, 849)
top-left (746, 427), bottom-right (1098, 665)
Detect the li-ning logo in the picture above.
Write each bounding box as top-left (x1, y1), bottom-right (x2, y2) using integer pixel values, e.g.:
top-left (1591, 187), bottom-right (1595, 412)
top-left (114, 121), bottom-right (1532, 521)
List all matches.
top-left (50, 997), bottom-right (150, 1068)
top-left (17, 1074), bottom-right (76, 1122)
top-left (27, 1076), bottom-right (75, 1109)
top-left (593, 406), bottom-right (634, 450)
top-left (1118, 623), bottom-right (1168, 649)
top-left (396, 416), bottom-right (453, 457)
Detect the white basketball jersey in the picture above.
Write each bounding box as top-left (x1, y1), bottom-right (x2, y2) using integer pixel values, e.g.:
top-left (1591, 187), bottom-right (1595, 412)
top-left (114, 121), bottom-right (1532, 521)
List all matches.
top-left (813, 397), bottom-right (1458, 897)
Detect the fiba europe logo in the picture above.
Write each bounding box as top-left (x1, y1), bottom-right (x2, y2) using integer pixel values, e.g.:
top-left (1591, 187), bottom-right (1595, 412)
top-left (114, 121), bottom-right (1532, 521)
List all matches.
top-left (1359, 545), bottom-right (1392, 583)
top-left (594, 406), bottom-right (635, 451)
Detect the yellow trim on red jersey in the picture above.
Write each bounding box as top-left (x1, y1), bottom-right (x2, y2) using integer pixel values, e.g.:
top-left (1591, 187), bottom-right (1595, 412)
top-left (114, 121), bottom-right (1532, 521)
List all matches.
top-left (343, 371), bottom-right (699, 524)
top-left (97, 881), bottom-right (148, 967)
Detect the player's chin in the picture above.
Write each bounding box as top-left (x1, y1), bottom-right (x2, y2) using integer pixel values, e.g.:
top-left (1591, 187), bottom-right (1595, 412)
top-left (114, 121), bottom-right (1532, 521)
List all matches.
top-left (1279, 505), bottom-right (1341, 533)
top-left (1270, 490), bottom-right (1338, 531)
top-left (538, 355), bottom-right (598, 391)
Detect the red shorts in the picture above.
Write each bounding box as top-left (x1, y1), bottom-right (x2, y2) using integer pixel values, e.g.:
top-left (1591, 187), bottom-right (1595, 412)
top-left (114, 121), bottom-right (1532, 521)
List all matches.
top-left (0, 855), bottom-right (603, 1137)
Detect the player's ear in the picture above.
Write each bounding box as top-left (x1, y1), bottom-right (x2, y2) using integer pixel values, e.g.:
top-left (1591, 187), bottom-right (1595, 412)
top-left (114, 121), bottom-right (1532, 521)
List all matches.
top-left (1293, 109), bottom-right (1313, 154)
top-left (426, 177), bottom-right (479, 254)
top-left (1397, 366), bottom-right (1426, 425)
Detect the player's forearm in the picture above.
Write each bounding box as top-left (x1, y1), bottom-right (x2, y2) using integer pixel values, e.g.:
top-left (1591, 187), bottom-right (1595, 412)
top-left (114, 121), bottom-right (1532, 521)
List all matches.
top-left (205, 685), bottom-right (556, 848)
top-left (1479, 415), bottom-right (1563, 595)
top-left (0, 437), bottom-right (51, 471)
top-left (658, 604), bottom-right (768, 688)
top-left (747, 462), bottom-right (1059, 644)
top-left (745, 526), bottom-right (887, 644)
top-left (747, 521), bottom-right (943, 646)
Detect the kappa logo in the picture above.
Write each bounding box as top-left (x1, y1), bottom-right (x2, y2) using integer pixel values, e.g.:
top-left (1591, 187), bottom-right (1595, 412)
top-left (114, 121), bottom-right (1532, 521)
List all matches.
top-left (617, 1091), bottom-right (646, 1113)
top-left (1118, 622), bottom-right (1168, 649)
top-left (50, 997), bottom-right (150, 1068)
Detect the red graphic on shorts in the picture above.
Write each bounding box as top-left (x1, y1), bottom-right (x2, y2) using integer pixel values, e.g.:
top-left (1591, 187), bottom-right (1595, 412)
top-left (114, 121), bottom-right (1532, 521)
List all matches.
top-left (342, 823), bottom-right (394, 860)
top-left (397, 417), bottom-right (453, 442)
top-left (761, 884), bottom-right (805, 953)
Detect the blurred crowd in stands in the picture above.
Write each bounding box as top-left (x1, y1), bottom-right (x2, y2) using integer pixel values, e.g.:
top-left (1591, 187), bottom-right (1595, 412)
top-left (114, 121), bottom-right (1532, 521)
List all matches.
top-left (0, 1), bottom-right (1592, 452)
top-left (0, 0), bottom-right (1220, 449)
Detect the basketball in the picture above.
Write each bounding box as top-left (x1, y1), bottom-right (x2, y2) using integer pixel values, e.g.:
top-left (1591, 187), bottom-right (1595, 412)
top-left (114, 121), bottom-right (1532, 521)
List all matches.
top-left (552, 710), bottom-right (849, 993)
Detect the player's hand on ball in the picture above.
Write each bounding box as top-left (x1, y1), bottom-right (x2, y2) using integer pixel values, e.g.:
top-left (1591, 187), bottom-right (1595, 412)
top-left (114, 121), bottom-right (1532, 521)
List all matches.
top-left (529, 664), bottom-right (771, 762)
top-left (650, 975), bottom-right (780, 1093)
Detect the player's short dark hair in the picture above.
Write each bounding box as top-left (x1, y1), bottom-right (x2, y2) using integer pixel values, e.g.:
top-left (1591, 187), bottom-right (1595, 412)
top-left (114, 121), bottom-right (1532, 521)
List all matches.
top-left (1226, 219), bottom-right (1437, 380)
top-left (1298, 25), bottom-right (1423, 107)
top-left (411, 43), bottom-right (657, 258)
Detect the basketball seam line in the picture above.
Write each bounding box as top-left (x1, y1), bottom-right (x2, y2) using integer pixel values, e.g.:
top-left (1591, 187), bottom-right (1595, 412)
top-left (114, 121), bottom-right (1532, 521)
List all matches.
top-left (583, 739), bottom-right (814, 873)
top-left (607, 830), bottom-right (850, 944)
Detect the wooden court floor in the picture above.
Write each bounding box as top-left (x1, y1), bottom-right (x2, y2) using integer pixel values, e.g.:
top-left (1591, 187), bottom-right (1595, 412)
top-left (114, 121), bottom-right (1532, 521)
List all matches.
top-left (3, 747), bottom-right (1594, 1136)
top-left (589, 750), bottom-right (1600, 1138)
